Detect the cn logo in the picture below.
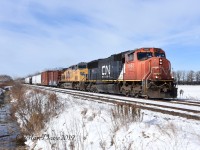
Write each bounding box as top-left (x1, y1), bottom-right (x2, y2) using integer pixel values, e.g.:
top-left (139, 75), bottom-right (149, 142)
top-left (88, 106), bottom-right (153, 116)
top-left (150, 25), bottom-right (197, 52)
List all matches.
top-left (102, 65), bottom-right (110, 77)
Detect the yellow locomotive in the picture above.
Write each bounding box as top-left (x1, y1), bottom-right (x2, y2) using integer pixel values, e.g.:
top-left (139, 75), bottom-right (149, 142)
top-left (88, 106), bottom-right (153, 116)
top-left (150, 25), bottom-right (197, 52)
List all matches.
top-left (60, 62), bottom-right (88, 90)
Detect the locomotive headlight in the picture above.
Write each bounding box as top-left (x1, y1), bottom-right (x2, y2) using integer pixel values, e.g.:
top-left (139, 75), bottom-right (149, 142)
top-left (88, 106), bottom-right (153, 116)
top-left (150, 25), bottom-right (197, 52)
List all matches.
top-left (159, 59), bottom-right (163, 65)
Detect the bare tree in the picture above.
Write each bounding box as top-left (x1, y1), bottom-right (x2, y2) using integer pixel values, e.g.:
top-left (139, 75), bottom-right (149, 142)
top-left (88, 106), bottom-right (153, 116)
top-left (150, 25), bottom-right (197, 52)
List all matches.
top-left (174, 70), bottom-right (200, 85)
top-left (181, 71), bottom-right (186, 83)
top-left (176, 71), bottom-right (182, 83)
top-left (196, 71), bottom-right (200, 83)
top-left (187, 70), bottom-right (195, 84)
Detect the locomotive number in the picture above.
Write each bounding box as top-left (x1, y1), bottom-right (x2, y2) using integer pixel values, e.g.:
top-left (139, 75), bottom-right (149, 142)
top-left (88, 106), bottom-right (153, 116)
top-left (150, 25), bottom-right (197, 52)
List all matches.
top-left (128, 63), bottom-right (134, 70)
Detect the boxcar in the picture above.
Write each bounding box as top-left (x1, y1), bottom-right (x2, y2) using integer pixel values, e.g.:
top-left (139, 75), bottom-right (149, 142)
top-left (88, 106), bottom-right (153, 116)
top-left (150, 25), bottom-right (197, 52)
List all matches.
top-left (32, 74), bottom-right (42, 85)
top-left (41, 70), bottom-right (61, 86)
top-left (25, 77), bottom-right (32, 84)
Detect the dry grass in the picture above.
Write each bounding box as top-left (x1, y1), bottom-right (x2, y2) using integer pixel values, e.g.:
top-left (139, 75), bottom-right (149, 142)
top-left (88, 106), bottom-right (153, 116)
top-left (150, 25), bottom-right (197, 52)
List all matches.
top-left (27, 113), bottom-right (45, 134)
top-left (11, 82), bottom-right (26, 101)
top-left (10, 83), bottom-right (62, 135)
top-left (110, 103), bottom-right (141, 132)
top-left (157, 122), bottom-right (177, 138)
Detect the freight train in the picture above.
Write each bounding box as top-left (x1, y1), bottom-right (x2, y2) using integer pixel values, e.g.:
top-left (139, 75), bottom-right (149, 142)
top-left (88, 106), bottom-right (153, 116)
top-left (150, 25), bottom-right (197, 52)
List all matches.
top-left (25, 48), bottom-right (177, 99)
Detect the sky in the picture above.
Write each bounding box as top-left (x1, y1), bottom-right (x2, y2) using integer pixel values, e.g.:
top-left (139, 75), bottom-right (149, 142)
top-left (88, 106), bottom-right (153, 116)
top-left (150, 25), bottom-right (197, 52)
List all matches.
top-left (0, 0), bottom-right (200, 78)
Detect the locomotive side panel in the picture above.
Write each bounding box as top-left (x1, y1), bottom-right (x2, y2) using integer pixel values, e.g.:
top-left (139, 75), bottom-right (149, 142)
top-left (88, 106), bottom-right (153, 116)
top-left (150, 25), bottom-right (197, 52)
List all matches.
top-left (88, 52), bottom-right (125, 81)
top-left (60, 63), bottom-right (88, 89)
top-left (88, 59), bottom-right (101, 80)
top-left (124, 51), bottom-right (137, 80)
top-left (98, 56), bottom-right (123, 81)
top-left (87, 52), bottom-right (125, 93)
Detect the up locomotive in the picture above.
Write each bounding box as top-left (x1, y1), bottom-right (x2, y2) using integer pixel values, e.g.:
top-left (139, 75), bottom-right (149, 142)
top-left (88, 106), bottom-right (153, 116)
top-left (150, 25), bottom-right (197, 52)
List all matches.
top-left (25, 47), bottom-right (177, 99)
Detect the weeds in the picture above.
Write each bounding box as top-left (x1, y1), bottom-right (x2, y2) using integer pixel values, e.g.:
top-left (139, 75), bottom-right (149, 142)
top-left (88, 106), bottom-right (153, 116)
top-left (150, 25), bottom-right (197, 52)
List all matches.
top-left (10, 83), bottom-right (62, 136)
top-left (110, 103), bottom-right (141, 132)
top-left (27, 112), bottom-right (45, 134)
top-left (10, 82), bottom-right (26, 101)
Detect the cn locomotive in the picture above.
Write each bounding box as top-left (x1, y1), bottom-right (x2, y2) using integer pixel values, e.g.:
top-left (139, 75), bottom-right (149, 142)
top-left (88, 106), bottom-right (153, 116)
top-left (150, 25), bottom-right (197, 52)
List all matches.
top-left (25, 48), bottom-right (177, 99)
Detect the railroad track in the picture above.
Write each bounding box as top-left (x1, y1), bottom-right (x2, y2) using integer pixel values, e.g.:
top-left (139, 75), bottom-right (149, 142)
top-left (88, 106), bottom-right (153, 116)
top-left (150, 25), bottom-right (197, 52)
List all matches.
top-left (28, 85), bottom-right (200, 121)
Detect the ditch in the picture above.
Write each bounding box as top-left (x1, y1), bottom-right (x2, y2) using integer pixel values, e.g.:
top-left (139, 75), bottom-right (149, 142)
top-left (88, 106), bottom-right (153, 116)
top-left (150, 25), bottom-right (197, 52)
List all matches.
top-left (0, 91), bottom-right (26, 149)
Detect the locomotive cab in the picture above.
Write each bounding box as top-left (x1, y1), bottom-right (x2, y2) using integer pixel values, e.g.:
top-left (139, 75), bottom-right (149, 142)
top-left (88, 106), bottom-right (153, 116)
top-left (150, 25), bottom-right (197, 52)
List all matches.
top-left (124, 48), bottom-right (177, 98)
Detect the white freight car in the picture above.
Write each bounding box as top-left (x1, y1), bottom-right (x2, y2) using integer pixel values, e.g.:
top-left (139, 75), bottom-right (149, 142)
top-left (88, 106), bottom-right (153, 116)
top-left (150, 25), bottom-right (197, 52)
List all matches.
top-left (25, 77), bottom-right (31, 84)
top-left (32, 74), bottom-right (41, 85)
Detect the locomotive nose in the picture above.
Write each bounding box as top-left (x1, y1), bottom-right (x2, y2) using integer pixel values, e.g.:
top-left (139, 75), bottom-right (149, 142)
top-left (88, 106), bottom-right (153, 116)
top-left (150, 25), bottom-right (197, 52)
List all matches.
top-left (151, 57), bottom-right (171, 80)
top-left (151, 58), bottom-right (163, 80)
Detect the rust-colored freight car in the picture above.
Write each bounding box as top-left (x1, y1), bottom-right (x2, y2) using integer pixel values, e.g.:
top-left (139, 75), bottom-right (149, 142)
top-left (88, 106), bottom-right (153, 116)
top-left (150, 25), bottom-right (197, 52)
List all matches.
top-left (41, 70), bottom-right (61, 86)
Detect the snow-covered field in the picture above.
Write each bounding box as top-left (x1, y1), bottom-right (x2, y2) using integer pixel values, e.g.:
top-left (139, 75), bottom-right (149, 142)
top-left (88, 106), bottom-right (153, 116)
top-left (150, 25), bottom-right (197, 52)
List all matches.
top-left (177, 85), bottom-right (200, 100)
top-left (24, 85), bottom-right (200, 150)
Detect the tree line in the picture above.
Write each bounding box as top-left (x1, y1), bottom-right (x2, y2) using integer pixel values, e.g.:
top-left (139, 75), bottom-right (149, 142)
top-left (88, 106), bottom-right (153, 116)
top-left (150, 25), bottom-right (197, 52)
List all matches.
top-left (173, 70), bottom-right (200, 85)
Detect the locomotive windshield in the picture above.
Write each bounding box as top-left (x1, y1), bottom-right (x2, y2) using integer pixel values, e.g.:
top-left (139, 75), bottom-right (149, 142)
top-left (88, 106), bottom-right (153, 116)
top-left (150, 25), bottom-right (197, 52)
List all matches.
top-left (78, 64), bottom-right (87, 69)
top-left (137, 52), bottom-right (152, 60)
top-left (155, 52), bottom-right (166, 58)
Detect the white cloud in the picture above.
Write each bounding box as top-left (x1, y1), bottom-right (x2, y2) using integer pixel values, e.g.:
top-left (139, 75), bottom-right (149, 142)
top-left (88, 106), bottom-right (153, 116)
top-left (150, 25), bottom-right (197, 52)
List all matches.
top-left (0, 0), bottom-right (200, 76)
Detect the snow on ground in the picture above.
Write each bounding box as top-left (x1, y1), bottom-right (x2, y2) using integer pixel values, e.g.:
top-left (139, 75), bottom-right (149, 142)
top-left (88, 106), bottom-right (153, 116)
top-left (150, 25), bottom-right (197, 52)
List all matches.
top-left (24, 85), bottom-right (200, 150)
top-left (177, 85), bottom-right (200, 100)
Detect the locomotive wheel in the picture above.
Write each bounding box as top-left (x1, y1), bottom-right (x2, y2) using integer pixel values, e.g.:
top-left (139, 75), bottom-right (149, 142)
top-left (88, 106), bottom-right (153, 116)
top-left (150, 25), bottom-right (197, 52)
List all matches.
top-left (93, 87), bottom-right (99, 93)
top-left (122, 89), bottom-right (129, 96)
top-left (134, 94), bottom-right (139, 98)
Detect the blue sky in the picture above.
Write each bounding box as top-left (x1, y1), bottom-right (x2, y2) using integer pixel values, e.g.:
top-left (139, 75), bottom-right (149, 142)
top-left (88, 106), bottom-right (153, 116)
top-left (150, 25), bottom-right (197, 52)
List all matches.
top-left (0, 0), bottom-right (200, 77)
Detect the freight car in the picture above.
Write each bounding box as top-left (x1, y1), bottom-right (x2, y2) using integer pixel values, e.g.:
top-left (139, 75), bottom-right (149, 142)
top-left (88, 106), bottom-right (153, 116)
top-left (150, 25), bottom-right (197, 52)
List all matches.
top-left (25, 77), bottom-right (32, 84)
top-left (25, 70), bottom-right (61, 86)
top-left (32, 74), bottom-right (42, 85)
top-left (41, 70), bottom-right (61, 86)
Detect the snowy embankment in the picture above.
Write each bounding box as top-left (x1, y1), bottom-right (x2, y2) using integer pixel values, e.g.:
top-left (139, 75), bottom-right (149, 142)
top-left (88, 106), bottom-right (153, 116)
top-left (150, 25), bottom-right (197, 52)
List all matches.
top-left (177, 85), bottom-right (200, 100)
top-left (22, 85), bottom-right (200, 150)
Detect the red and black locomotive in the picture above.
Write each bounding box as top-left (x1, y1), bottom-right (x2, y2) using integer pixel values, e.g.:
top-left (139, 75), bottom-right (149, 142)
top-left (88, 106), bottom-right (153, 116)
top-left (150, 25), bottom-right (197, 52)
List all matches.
top-left (87, 48), bottom-right (177, 98)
